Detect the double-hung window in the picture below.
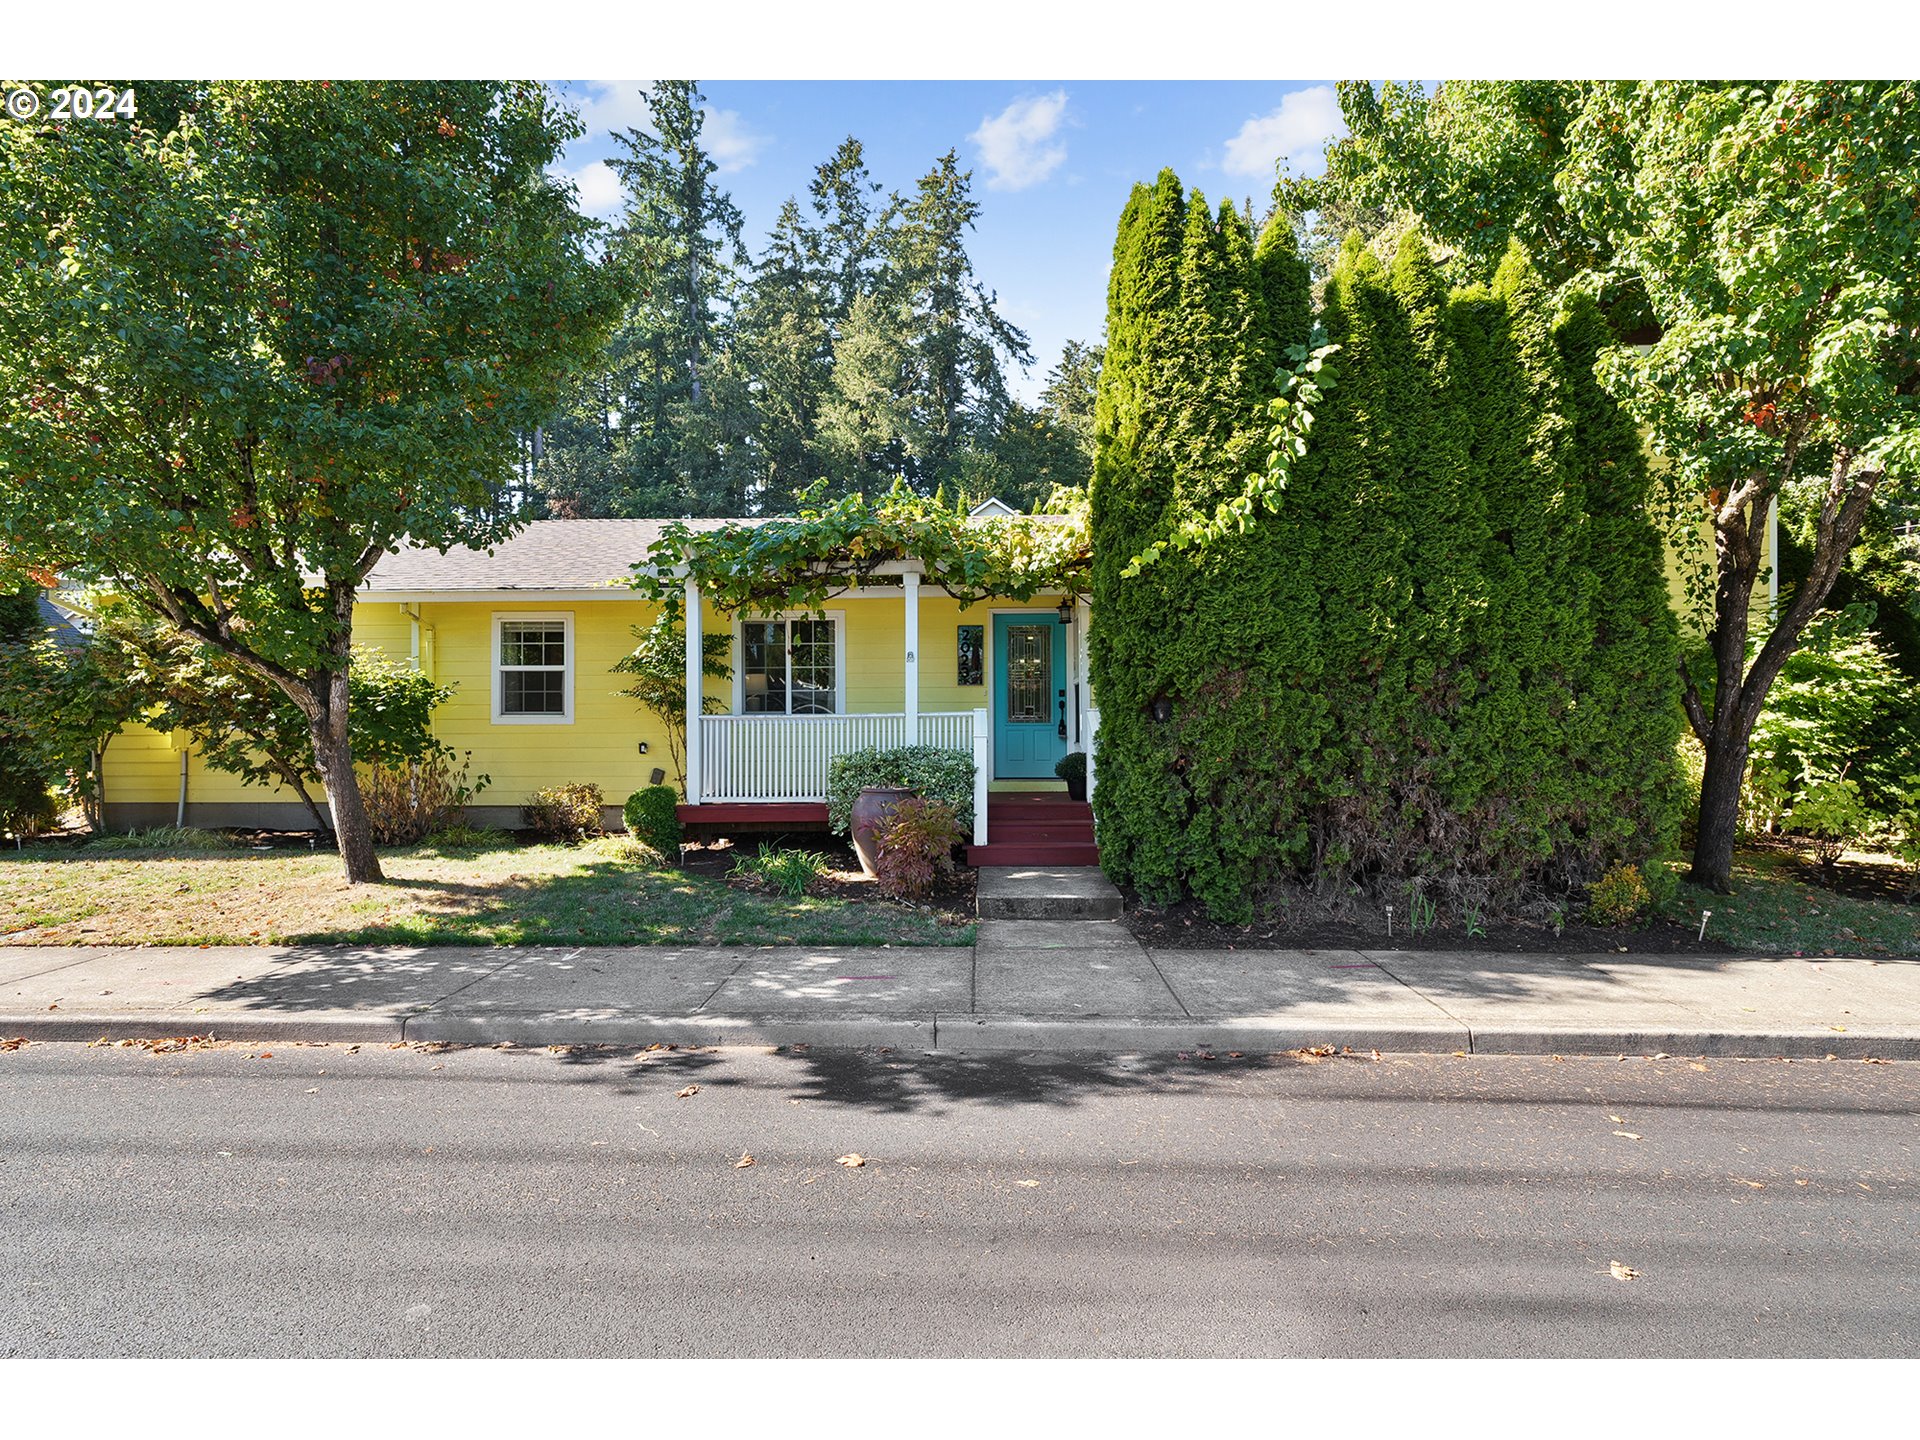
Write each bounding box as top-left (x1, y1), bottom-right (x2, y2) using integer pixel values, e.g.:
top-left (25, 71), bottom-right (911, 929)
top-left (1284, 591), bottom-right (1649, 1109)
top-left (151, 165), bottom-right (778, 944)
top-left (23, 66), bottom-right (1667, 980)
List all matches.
top-left (493, 614), bottom-right (573, 723)
top-left (740, 615), bottom-right (840, 715)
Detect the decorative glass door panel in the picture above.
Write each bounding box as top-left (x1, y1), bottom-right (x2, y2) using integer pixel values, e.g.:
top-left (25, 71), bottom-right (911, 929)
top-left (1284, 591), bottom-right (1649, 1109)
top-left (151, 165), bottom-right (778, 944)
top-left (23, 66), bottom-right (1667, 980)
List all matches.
top-left (1004, 625), bottom-right (1050, 724)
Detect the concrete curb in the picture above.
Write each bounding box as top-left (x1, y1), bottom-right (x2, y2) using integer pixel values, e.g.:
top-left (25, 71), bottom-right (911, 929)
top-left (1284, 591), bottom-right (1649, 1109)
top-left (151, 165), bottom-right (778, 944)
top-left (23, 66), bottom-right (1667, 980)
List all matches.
top-left (3, 1009), bottom-right (1916, 1059)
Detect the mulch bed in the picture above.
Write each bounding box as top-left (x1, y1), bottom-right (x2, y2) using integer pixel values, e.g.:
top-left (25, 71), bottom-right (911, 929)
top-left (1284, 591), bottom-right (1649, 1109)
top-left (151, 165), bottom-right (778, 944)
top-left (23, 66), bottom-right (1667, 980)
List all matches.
top-left (684, 833), bottom-right (978, 928)
top-left (1126, 894), bottom-right (1729, 955)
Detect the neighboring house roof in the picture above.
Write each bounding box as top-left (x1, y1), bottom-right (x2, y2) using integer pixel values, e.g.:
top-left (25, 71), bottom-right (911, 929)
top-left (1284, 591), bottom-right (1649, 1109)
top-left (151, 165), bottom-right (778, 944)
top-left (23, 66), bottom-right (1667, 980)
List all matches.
top-left (360, 518), bottom-right (748, 594)
top-left (37, 595), bottom-right (88, 647)
top-left (968, 497), bottom-right (1019, 518)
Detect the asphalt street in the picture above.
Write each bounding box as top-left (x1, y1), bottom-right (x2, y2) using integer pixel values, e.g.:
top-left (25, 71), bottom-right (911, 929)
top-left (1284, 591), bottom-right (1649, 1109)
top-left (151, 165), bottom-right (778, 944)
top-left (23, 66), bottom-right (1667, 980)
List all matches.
top-left (2, 1041), bottom-right (1914, 1357)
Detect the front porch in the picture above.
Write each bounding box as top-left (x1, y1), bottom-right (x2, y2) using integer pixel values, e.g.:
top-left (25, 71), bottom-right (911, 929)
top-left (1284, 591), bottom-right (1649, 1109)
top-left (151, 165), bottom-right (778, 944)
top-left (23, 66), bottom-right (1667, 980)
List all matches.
top-left (674, 566), bottom-right (1100, 858)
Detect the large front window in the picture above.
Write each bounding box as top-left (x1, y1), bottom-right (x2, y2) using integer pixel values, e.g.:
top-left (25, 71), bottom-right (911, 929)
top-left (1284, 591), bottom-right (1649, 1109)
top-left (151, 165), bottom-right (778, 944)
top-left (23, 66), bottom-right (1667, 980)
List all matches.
top-left (742, 617), bottom-right (837, 715)
top-left (493, 614), bottom-right (572, 723)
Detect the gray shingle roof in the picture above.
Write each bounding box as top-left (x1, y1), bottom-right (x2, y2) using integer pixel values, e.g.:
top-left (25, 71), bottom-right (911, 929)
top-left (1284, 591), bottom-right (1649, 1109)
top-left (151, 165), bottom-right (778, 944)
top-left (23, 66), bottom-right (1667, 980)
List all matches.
top-left (360, 518), bottom-right (748, 594)
top-left (37, 595), bottom-right (88, 647)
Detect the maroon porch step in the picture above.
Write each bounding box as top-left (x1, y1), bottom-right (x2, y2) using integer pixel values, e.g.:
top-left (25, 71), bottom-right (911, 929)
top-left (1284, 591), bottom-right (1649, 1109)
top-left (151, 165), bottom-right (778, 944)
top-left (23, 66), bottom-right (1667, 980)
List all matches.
top-left (968, 793), bottom-right (1099, 867)
top-left (984, 822), bottom-right (1096, 845)
top-left (964, 841), bottom-right (1101, 868)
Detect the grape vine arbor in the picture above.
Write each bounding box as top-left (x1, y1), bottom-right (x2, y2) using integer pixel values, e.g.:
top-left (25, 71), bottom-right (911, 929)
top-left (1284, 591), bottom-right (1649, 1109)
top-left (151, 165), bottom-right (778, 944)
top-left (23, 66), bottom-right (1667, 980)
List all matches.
top-left (629, 486), bottom-right (1092, 822)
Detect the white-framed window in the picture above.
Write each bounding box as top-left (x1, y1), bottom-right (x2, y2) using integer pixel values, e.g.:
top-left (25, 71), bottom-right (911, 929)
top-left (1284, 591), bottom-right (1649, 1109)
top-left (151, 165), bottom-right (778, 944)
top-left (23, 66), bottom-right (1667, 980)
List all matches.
top-left (492, 612), bottom-right (574, 724)
top-left (734, 612), bottom-right (845, 716)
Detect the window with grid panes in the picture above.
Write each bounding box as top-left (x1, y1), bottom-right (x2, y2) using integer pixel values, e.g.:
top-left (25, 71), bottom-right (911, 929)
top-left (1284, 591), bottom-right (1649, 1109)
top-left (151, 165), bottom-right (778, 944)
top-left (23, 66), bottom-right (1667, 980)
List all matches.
top-left (497, 619), bottom-right (568, 716)
top-left (741, 617), bottom-right (837, 714)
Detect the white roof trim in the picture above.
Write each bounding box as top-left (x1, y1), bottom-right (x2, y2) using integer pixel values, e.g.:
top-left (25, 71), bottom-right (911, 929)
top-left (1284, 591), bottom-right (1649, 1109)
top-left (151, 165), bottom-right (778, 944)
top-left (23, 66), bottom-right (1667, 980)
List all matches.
top-left (967, 497), bottom-right (1019, 518)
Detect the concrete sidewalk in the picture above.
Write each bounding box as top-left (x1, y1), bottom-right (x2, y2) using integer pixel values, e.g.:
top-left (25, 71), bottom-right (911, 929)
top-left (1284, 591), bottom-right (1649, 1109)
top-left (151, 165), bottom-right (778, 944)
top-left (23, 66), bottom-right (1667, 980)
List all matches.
top-left (3, 918), bottom-right (1916, 1057)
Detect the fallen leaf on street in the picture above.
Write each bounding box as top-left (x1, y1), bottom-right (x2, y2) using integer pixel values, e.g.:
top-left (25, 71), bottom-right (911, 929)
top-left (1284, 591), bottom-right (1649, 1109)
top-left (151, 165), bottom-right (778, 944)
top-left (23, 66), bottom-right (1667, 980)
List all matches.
top-left (0, 1037), bottom-right (27, 1052)
top-left (1608, 1114), bottom-right (1625, 1123)
top-left (836, 1153), bottom-right (866, 1168)
top-left (734, 1152), bottom-right (756, 1169)
top-left (1689, 1062), bottom-right (1708, 1072)
top-left (1016, 1179), bottom-right (1040, 1188)
top-left (1732, 1178), bottom-right (1765, 1189)
top-left (676, 1085), bottom-right (699, 1098)
top-left (1613, 1131), bottom-right (1642, 1141)
top-left (1609, 1261), bottom-right (1640, 1281)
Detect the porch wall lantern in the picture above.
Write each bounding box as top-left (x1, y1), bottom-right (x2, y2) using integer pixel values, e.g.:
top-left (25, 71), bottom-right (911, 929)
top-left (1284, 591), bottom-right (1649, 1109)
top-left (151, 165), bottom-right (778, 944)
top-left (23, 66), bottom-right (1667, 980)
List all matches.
top-left (1057, 598), bottom-right (1074, 626)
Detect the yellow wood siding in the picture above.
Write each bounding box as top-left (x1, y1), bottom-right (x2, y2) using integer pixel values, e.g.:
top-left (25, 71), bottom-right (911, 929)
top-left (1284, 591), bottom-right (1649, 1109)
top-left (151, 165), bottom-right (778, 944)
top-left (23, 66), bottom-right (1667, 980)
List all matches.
top-left (99, 591), bottom-right (1047, 812)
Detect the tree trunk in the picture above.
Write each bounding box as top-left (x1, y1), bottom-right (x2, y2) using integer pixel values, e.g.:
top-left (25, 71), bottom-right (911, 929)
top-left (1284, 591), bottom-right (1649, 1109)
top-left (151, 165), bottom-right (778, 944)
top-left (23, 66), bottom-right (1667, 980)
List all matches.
top-left (1684, 451), bottom-right (1880, 894)
top-left (1690, 733), bottom-right (1747, 893)
top-left (85, 748), bottom-right (106, 834)
top-left (308, 668), bottom-right (383, 884)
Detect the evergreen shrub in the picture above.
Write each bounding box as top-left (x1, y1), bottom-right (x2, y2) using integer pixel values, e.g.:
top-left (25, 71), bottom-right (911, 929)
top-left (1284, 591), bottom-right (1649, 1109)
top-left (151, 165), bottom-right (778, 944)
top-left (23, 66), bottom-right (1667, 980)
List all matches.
top-left (825, 745), bottom-right (974, 835)
top-left (1586, 863), bottom-right (1651, 926)
top-left (624, 784), bottom-right (683, 855)
top-left (1089, 171), bottom-right (1684, 922)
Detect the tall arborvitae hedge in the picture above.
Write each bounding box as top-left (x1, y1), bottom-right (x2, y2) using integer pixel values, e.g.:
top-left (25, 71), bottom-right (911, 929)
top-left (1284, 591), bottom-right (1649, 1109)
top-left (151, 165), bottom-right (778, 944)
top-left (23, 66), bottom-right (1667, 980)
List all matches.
top-left (1089, 171), bottom-right (1200, 899)
top-left (1555, 292), bottom-right (1685, 868)
top-left (1090, 172), bottom-right (1683, 921)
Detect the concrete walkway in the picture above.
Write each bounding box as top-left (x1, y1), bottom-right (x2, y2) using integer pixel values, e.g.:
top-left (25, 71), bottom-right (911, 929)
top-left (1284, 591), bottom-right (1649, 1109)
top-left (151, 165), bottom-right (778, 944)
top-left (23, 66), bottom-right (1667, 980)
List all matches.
top-left (3, 932), bottom-right (1917, 1057)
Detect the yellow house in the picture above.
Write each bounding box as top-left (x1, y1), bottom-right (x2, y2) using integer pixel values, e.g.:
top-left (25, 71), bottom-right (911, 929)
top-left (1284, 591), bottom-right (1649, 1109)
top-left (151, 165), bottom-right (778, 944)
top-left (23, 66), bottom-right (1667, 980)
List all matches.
top-left (94, 494), bottom-right (1767, 864)
top-left (101, 506), bottom-right (1099, 864)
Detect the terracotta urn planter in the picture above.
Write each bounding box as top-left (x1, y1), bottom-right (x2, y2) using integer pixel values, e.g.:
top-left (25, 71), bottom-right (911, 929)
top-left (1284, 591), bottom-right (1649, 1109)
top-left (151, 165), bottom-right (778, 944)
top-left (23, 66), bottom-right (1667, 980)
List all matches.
top-left (850, 786), bottom-right (914, 878)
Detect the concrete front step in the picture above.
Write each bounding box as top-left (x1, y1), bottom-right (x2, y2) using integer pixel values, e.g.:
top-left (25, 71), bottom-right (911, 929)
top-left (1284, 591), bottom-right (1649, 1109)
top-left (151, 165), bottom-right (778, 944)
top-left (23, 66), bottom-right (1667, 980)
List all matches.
top-left (975, 864), bottom-right (1123, 919)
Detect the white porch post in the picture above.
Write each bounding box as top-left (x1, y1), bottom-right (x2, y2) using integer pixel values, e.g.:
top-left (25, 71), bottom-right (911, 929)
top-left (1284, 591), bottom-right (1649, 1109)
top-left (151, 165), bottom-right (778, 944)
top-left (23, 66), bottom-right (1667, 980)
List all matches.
top-left (683, 577), bottom-right (703, 805)
top-left (971, 706), bottom-right (990, 847)
top-left (903, 570), bottom-right (921, 745)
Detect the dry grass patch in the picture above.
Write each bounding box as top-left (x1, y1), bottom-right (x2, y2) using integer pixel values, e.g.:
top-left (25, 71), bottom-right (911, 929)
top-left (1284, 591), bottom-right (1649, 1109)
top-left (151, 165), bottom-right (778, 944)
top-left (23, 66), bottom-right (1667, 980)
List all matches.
top-left (0, 838), bottom-right (974, 948)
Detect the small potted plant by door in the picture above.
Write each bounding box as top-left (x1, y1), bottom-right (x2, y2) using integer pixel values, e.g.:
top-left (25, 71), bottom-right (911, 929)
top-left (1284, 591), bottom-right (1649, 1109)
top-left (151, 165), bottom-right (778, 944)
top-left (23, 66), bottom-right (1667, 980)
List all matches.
top-left (850, 785), bottom-right (915, 878)
top-left (1055, 750), bottom-right (1087, 802)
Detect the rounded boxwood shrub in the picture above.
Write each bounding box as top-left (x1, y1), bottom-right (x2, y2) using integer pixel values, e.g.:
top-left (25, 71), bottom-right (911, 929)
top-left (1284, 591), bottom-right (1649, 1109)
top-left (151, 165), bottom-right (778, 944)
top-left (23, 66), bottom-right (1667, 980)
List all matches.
top-left (825, 745), bottom-right (975, 836)
top-left (624, 784), bottom-right (682, 855)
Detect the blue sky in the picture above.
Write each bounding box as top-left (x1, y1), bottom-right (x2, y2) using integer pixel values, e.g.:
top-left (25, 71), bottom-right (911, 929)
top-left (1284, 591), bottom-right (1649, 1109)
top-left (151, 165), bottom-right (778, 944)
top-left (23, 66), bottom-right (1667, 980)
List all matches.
top-left (548, 81), bottom-right (1347, 401)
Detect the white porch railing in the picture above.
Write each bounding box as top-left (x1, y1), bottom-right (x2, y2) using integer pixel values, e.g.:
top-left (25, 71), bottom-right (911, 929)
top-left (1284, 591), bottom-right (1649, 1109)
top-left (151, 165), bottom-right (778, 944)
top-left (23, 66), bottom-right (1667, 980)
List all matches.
top-left (699, 711), bottom-right (976, 803)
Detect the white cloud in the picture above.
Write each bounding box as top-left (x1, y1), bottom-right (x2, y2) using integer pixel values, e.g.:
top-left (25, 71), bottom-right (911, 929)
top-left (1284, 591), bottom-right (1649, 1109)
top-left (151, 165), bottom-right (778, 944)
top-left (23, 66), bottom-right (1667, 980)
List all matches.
top-left (970, 90), bottom-right (1071, 192)
top-left (560, 81), bottom-right (655, 138)
top-left (1221, 85), bottom-right (1346, 179)
top-left (702, 107), bottom-right (769, 174)
top-left (553, 159), bottom-right (625, 218)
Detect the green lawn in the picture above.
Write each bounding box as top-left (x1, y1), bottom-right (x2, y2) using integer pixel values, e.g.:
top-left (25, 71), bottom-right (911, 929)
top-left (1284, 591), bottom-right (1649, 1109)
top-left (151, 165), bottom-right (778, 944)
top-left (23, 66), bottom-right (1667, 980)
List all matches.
top-left (0, 836), bottom-right (974, 948)
top-left (1655, 850), bottom-right (1920, 956)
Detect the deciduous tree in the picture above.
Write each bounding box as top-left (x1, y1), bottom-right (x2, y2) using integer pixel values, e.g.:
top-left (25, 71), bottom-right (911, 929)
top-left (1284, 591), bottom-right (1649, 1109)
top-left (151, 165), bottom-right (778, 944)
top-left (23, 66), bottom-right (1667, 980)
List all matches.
top-left (0, 81), bottom-right (621, 880)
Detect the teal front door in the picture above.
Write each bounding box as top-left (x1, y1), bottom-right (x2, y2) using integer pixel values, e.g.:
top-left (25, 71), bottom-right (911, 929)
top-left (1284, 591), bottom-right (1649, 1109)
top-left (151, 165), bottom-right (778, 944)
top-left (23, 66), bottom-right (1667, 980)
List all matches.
top-left (992, 613), bottom-right (1069, 778)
